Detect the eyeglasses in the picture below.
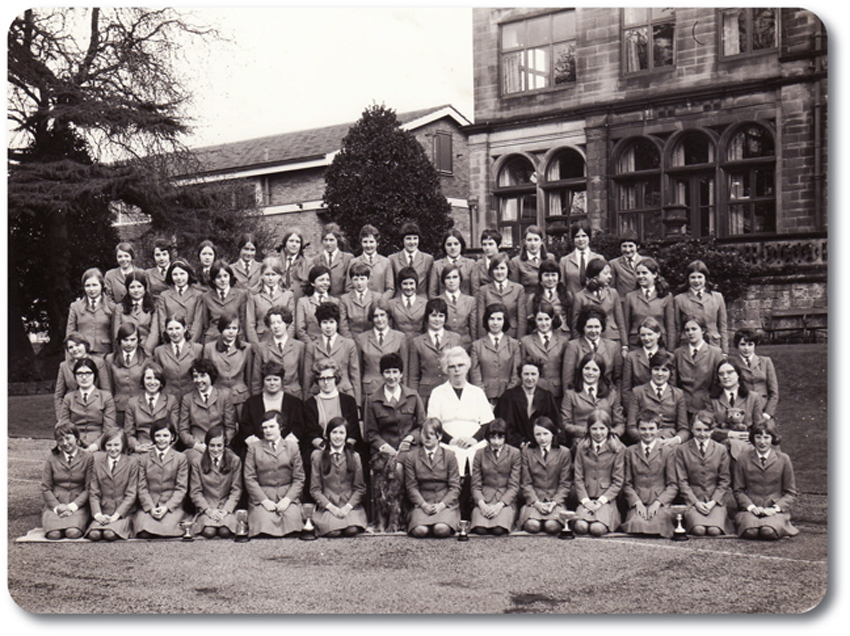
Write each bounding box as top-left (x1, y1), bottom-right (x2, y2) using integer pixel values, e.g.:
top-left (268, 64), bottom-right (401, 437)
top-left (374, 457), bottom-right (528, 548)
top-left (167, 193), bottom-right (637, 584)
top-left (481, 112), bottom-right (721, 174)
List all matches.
top-left (317, 376), bottom-right (336, 382)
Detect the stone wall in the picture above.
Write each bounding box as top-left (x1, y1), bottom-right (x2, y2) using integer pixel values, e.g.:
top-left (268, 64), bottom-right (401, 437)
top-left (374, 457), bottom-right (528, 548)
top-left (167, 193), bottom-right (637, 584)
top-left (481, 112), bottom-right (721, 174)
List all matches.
top-left (727, 277), bottom-right (828, 341)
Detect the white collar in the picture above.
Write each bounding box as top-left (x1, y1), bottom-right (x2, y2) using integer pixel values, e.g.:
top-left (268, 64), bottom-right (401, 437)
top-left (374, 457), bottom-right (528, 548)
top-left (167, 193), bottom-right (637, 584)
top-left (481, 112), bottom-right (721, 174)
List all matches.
top-left (384, 384), bottom-right (402, 402)
top-left (641, 440), bottom-right (656, 454)
top-left (651, 382), bottom-right (668, 393)
top-left (489, 332), bottom-right (503, 345)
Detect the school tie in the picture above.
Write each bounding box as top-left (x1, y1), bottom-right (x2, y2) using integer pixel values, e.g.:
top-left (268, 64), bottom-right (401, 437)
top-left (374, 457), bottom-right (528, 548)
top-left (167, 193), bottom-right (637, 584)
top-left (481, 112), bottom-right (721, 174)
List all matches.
top-left (202, 392), bottom-right (208, 404)
top-left (408, 253), bottom-right (414, 267)
top-left (656, 386), bottom-right (663, 401)
top-left (332, 452), bottom-right (342, 466)
top-left (125, 352), bottom-right (132, 366)
top-left (428, 451), bottom-right (435, 465)
top-left (133, 300), bottom-right (140, 313)
top-left (358, 292), bottom-right (364, 305)
top-left (158, 451), bottom-right (165, 462)
top-left (497, 282), bottom-right (504, 294)
top-left (728, 393), bottom-right (736, 408)
top-left (760, 455), bottom-right (766, 467)
top-left (541, 448), bottom-right (548, 462)
top-left (493, 449), bottom-right (500, 461)
top-left (743, 357), bottom-right (751, 368)
top-left (579, 252), bottom-right (586, 287)
top-left (406, 297), bottom-right (412, 310)
top-left (89, 298), bottom-right (97, 312)
top-left (434, 333), bottom-right (441, 349)
top-left (699, 442), bottom-right (706, 457)
top-left (543, 334), bottom-right (550, 349)
top-left (219, 290), bottom-right (226, 303)
top-left (595, 443), bottom-right (601, 455)
top-left (149, 395), bottom-right (156, 411)
top-left (174, 343), bottom-right (181, 358)
top-left (591, 340), bottom-right (598, 353)
top-left (449, 293), bottom-right (456, 306)
top-left (691, 348), bottom-right (697, 361)
top-left (696, 290), bottom-right (703, 301)
top-left (213, 457), bottom-right (219, 470)
top-left (366, 255), bottom-right (373, 266)
top-left (81, 392), bottom-right (89, 405)
top-left (644, 289), bottom-right (651, 301)
top-left (645, 446), bottom-right (651, 460)
top-left (110, 458), bottom-right (117, 474)
top-left (377, 331), bottom-right (384, 347)
top-left (277, 341), bottom-right (284, 354)
top-left (271, 440), bottom-right (277, 452)
top-left (587, 387), bottom-right (595, 401)
top-left (493, 335), bottom-right (500, 349)
top-left (177, 286), bottom-right (184, 297)
top-left (244, 262), bottom-right (251, 277)
top-left (325, 336), bottom-right (333, 351)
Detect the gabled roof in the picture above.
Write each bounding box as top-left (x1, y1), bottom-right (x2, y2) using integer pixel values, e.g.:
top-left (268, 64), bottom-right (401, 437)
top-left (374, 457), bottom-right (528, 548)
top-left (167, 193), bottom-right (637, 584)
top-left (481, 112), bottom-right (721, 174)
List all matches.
top-left (184, 105), bottom-right (471, 179)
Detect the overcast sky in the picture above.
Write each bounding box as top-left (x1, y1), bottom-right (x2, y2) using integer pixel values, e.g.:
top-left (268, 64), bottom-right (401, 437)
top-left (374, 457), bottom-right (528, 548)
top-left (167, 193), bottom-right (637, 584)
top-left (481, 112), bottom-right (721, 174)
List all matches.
top-left (176, 6), bottom-right (474, 150)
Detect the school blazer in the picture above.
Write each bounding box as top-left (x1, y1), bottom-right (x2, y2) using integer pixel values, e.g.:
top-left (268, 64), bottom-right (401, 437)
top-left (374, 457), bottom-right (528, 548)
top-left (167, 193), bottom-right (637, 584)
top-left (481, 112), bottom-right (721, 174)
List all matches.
top-left (66, 297), bottom-right (115, 355)
top-left (111, 305), bottom-right (159, 355)
top-left (623, 290), bottom-right (677, 350)
top-left (509, 253), bottom-right (556, 290)
top-left (156, 286), bottom-right (205, 344)
top-left (622, 443), bottom-right (678, 507)
top-left (571, 288), bottom-right (627, 345)
top-left (309, 449), bottom-right (367, 510)
top-left (339, 289), bottom-right (377, 339)
top-left (408, 331), bottom-right (463, 400)
top-left (675, 439), bottom-right (731, 505)
top-left (295, 294), bottom-right (340, 343)
top-left (124, 393), bottom-right (179, 451)
top-left (574, 439), bottom-right (626, 502)
top-left (346, 253), bottom-right (395, 300)
top-left (429, 255), bottom-right (476, 297)
top-left (608, 255), bottom-right (641, 299)
top-left (143, 267), bottom-right (170, 299)
top-left (230, 259), bottom-right (263, 294)
top-left (245, 287), bottom-right (295, 346)
top-left (443, 292), bottom-right (477, 350)
top-left (153, 341), bottom-right (204, 400)
top-left (469, 335), bottom-right (521, 400)
top-left (626, 383), bottom-right (689, 444)
top-left (476, 280), bottom-right (528, 340)
top-left (356, 329), bottom-right (409, 400)
top-left (42, 449), bottom-right (92, 510)
top-left (471, 444), bottom-right (521, 506)
top-left (732, 448), bottom-right (797, 512)
top-left (303, 335), bottom-right (361, 404)
top-left (621, 348), bottom-right (676, 405)
top-left (104, 267), bottom-right (131, 304)
top-left (311, 251), bottom-right (355, 298)
top-left (236, 392), bottom-right (304, 457)
top-left (249, 337), bottom-right (306, 399)
top-left (203, 342), bottom-right (253, 406)
top-left (302, 393), bottom-right (363, 456)
top-left (243, 438), bottom-right (305, 504)
top-left (560, 387), bottom-right (625, 445)
top-left (674, 290), bottom-right (728, 353)
top-left (54, 358), bottom-right (112, 419)
top-left (137, 449), bottom-right (189, 512)
top-left (364, 385), bottom-right (426, 453)
top-left (562, 337), bottom-right (623, 391)
top-left (387, 295), bottom-right (428, 338)
top-left (673, 343), bottom-right (724, 413)
top-left (281, 254), bottom-right (309, 301)
top-left (495, 386), bottom-right (560, 450)
top-left (59, 388), bottom-right (118, 446)
top-left (105, 350), bottom-right (148, 412)
top-left (178, 387), bottom-right (236, 450)
top-left (707, 391), bottom-right (765, 441)
top-left (389, 250), bottom-right (434, 298)
top-left (520, 332), bottom-right (568, 399)
top-left (730, 353), bottom-right (779, 417)
top-left (198, 287), bottom-right (250, 344)
top-left (403, 446), bottom-right (461, 507)
top-left (188, 450), bottom-right (242, 513)
top-left (559, 249), bottom-right (603, 296)
top-left (520, 446), bottom-right (572, 505)
top-left (468, 256), bottom-right (493, 295)
top-left (88, 452), bottom-right (139, 517)
top-left (526, 291), bottom-right (572, 339)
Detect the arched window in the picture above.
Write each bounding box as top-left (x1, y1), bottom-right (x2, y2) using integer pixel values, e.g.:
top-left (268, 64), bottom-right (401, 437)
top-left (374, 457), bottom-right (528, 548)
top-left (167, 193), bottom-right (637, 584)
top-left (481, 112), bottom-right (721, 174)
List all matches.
top-left (667, 130), bottom-right (717, 237)
top-left (612, 137), bottom-right (663, 240)
top-left (542, 147), bottom-right (587, 224)
top-left (494, 155), bottom-right (537, 248)
top-left (723, 123), bottom-right (776, 235)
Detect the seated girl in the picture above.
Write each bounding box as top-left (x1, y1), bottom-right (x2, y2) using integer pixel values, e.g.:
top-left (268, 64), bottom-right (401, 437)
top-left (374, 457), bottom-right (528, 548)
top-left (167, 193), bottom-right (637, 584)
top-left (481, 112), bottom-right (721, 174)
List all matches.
top-left (470, 419), bottom-right (521, 536)
top-left (41, 423), bottom-right (92, 540)
top-left (188, 425), bottom-right (243, 539)
top-left (518, 416), bottom-right (572, 535)
top-left (134, 419), bottom-right (189, 538)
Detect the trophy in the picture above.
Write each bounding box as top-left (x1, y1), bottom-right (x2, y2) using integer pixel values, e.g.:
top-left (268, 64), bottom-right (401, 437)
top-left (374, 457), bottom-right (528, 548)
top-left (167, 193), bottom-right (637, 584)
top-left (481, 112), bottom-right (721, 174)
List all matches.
top-left (457, 519), bottom-right (470, 542)
top-left (558, 509), bottom-right (575, 540)
top-left (179, 519), bottom-right (194, 542)
top-left (671, 505), bottom-right (689, 541)
top-left (300, 503), bottom-right (317, 541)
top-left (235, 509), bottom-right (249, 542)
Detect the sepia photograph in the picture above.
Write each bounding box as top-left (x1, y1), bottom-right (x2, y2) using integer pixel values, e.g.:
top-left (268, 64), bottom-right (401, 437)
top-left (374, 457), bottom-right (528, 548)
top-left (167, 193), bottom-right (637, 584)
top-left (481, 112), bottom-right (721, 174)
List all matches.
top-left (5, 3), bottom-right (831, 620)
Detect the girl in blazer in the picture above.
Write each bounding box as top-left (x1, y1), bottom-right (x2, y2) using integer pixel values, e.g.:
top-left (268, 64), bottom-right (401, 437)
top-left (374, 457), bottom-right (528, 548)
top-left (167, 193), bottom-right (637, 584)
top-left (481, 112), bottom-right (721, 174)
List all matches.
top-left (675, 411), bottom-right (735, 536)
top-left (521, 300), bottom-right (568, 401)
top-left (469, 228), bottom-right (502, 295)
top-left (41, 423), bottom-right (92, 540)
top-left (156, 260), bottom-right (204, 346)
top-left (203, 313), bottom-right (253, 419)
top-left (243, 412), bottom-right (305, 538)
top-left (509, 224), bottom-right (556, 297)
top-left (338, 260), bottom-right (377, 339)
top-left (58, 357), bottom-right (117, 451)
top-left (707, 359), bottom-right (765, 460)
top-left (198, 260), bottom-right (250, 345)
top-left (295, 265), bottom-right (338, 343)
top-left (476, 253), bottom-right (527, 341)
top-left (311, 223), bottom-right (355, 298)
top-left (302, 302), bottom-right (361, 403)
top-left (621, 317), bottom-right (670, 406)
top-left (347, 224), bottom-right (394, 301)
top-left (560, 352), bottom-right (625, 447)
top-left (189, 425), bottom-right (243, 538)
top-left (673, 315), bottom-right (725, 415)
top-left (245, 256), bottom-right (295, 347)
top-left (470, 418), bottom-right (521, 535)
top-left (607, 231), bottom-right (641, 299)
top-left (106, 323), bottom-right (148, 428)
top-left (404, 418), bottom-right (462, 538)
top-left (623, 257), bottom-right (676, 351)
top-left (66, 267), bottom-right (115, 357)
top-left (103, 241), bottom-right (136, 303)
top-left (230, 233), bottom-right (263, 293)
top-left (111, 269), bottom-right (159, 355)
top-left (496, 357), bottom-right (560, 450)
top-left (356, 299), bottom-right (409, 403)
top-left (518, 416), bottom-right (572, 535)
top-left (674, 260), bottom-right (728, 354)
top-left (563, 306), bottom-right (623, 392)
top-left (249, 305), bottom-right (306, 399)
top-left (408, 298), bottom-right (463, 402)
top-left (527, 259), bottom-right (571, 339)
top-left (153, 314), bottom-right (204, 401)
top-left (626, 350), bottom-right (688, 445)
top-left (730, 329), bottom-right (779, 421)
top-left (134, 419), bottom-right (189, 538)
top-left (559, 221), bottom-right (602, 296)
top-left (387, 267), bottom-right (427, 337)
top-left (620, 410), bottom-right (679, 538)
top-left (429, 229), bottom-right (476, 298)
top-left (388, 221), bottom-right (434, 298)
top-left (440, 265), bottom-right (477, 350)
top-left (195, 240), bottom-right (218, 293)
top-left (178, 359), bottom-right (236, 454)
top-left (733, 420), bottom-right (799, 540)
top-left (571, 257), bottom-right (628, 348)
top-left (277, 230), bottom-right (309, 301)
top-left (124, 362), bottom-right (179, 454)
top-left (469, 303), bottom-right (521, 403)
top-left (309, 417), bottom-right (368, 537)
top-left (54, 332), bottom-right (111, 419)
top-left (144, 238), bottom-right (172, 300)
top-left (87, 429), bottom-right (138, 541)
top-left (572, 409), bottom-right (625, 537)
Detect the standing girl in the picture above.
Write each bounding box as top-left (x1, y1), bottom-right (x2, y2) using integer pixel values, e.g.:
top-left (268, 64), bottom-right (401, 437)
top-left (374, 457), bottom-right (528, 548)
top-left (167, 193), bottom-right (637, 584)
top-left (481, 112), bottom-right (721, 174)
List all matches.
top-left (355, 299), bottom-right (409, 403)
top-left (198, 260), bottom-right (250, 345)
top-left (559, 221), bottom-right (602, 296)
top-left (562, 306), bottom-right (623, 391)
top-left (518, 416), bottom-right (572, 535)
top-left (622, 317), bottom-right (667, 406)
top-left (277, 229), bottom-right (309, 301)
top-left (87, 429), bottom-right (138, 541)
top-left (408, 298), bottom-right (462, 402)
top-left (476, 252), bottom-right (527, 340)
top-left (106, 323), bottom-right (148, 429)
top-left (103, 242), bottom-right (136, 303)
top-left (231, 233), bottom-right (263, 293)
top-left (469, 303), bottom-right (521, 404)
top-left (250, 305), bottom-right (306, 399)
top-left (195, 240), bottom-right (218, 292)
top-left (387, 267), bottom-right (427, 338)
top-left (520, 301), bottom-right (568, 402)
top-left (189, 425), bottom-right (243, 539)
top-left (153, 314), bottom-right (204, 402)
top-left (246, 256), bottom-right (294, 347)
top-left (41, 423), bottom-right (92, 540)
top-left (389, 221), bottom-right (433, 298)
top-left (469, 228), bottom-right (502, 295)
top-left (673, 315), bottom-right (725, 415)
top-left (625, 350), bottom-right (688, 446)
top-left (527, 260), bottom-right (571, 339)
top-left (124, 362), bottom-right (179, 454)
top-left (203, 313), bottom-right (253, 420)
top-left (429, 229), bottom-right (476, 298)
top-left (470, 418), bottom-right (521, 536)
top-left (58, 358), bottom-right (117, 451)
top-left (560, 352), bottom-right (624, 447)
top-left (439, 265), bottom-right (477, 350)
top-left (674, 260), bottom-right (728, 354)
top-left (112, 270), bottom-right (159, 355)
top-left (570, 257), bottom-right (627, 349)
top-left (348, 224), bottom-right (394, 301)
top-left (157, 260), bottom-right (204, 345)
top-left (623, 257), bottom-right (676, 351)
top-left (54, 332), bottom-right (111, 419)
top-left (66, 268), bottom-right (114, 357)
top-left (509, 225), bottom-right (556, 297)
top-left (295, 264), bottom-right (337, 343)
top-left (312, 223), bottom-right (354, 298)
top-left (730, 329), bottom-right (779, 423)
top-left (144, 238), bottom-right (173, 299)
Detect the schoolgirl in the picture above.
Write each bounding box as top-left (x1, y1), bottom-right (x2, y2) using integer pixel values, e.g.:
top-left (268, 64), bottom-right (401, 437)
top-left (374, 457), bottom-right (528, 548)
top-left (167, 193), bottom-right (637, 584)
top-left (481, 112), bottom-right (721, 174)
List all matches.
top-left (249, 305), bottom-right (306, 399)
top-left (54, 332), bottom-right (111, 419)
top-left (570, 257), bottom-right (627, 348)
top-left (527, 259), bottom-right (571, 339)
top-left (623, 257), bottom-right (676, 351)
top-left (86, 429), bottom-right (138, 541)
top-left (295, 264), bottom-right (337, 343)
top-left (388, 221), bottom-right (433, 298)
top-left (106, 322), bottom-right (148, 428)
top-left (312, 223), bottom-right (354, 298)
top-left (111, 269), bottom-right (159, 355)
top-left (66, 267), bottom-right (114, 357)
top-left (103, 242), bottom-right (136, 303)
top-left (509, 225), bottom-right (556, 296)
top-left (189, 425), bottom-right (243, 539)
top-left (245, 256), bottom-right (294, 347)
top-left (520, 300), bottom-right (568, 401)
top-left (625, 350), bottom-right (688, 446)
top-left (387, 266), bottom-right (427, 338)
top-left (475, 252), bottom-right (527, 341)
top-left (123, 362), bottom-right (179, 454)
top-left (152, 314), bottom-right (204, 401)
top-left (470, 418), bottom-right (521, 536)
top-left (203, 313), bottom-right (253, 419)
top-left (439, 264), bottom-right (477, 350)
top-left (41, 423), bottom-right (92, 540)
top-left (347, 224), bottom-right (394, 301)
top-left (674, 260), bottom-right (728, 354)
top-left (560, 352), bottom-right (625, 447)
top-left (429, 229), bottom-right (476, 298)
top-left (230, 233), bottom-right (263, 293)
top-left (518, 416), bottom-right (572, 535)
top-left (58, 357), bottom-right (117, 451)
top-left (469, 303), bottom-right (521, 404)
top-left (673, 315), bottom-right (725, 415)
top-left (408, 297), bottom-right (463, 402)
top-left (198, 259), bottom-right (250, 345)
top-left (156, 259), bottom-right (204, 344)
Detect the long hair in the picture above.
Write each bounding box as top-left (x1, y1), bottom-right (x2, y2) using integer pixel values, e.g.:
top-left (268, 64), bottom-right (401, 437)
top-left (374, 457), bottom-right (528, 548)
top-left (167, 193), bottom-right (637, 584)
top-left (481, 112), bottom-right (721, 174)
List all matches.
top-left (119, 269), bottom-right (155, 314)
top-left (572, 352), bottom-right (611, 398)
top-left (215, 312), bottom-right (247, 352)
top-left (200, 425), bottom-right (232, 475)
top-left (165, 259), bottom-right (198, 287)
top-left (320, 416), bottom-right (357, 478)
top-left (530, 261), bottom-right (569, 331)
top-left (636, 257), bottom-right (670, 298)
top-left (530, 416), bottom-right (560, 449)
top-left (114, 323), bottom-right (147, 369)
top-left (519, 225), bottom-right (549, 261)
top-left (709, 359), bottom-right (750, 400)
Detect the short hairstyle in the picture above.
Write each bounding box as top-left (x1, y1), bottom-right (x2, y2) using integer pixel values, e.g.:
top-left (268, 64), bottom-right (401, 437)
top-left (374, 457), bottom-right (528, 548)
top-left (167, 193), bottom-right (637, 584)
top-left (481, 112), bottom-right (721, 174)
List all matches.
top-left (400, 221), bottom-right (421, 238)
top-left (73, 357), bottom-right (98, 376)
top-left (421, 417), bottom-right (444, 439)
top-left (425, 297), bottom-right (448, 318)
top-left (150, 417), bottom-right (176, 441)
top-left (576, 305), bottom-right (607, 334)
top-left (116, 322), bottom-right (139, 345)
top-left (749, 419), bottom-right (782, 446)
top-left (734, 329), bottom-right (761, 347)
top-left (480, 228), bottom-right (502, 246)
top-left (315, 301), bottom-right (341, 324)
top-left (440, 264), bottom-right (464, 283)
top-left (348, 260), bottom-right (371, 279)
top-left (237, 233), bottom-right (258, 250)
top-left (619, 229), bottom-right (639, 245)
top-left (484, 418), bottom-right (508, 440)
top-left (538, 259), bottom-right (560, 278)
top-left (570, 221), bottom-right (591, 241)
top-left (530, 416), bottom-right (560, 448)
top-left (638, 409), bottom-right (661, 425)
top-left (166, 259), bottom-right (197, 286)
top-left (209, 260), bottom-right (234, 286)
top-left (649, 350), bottom-right (675, 370)
top-left (152, 237), bottom-right (173, 254)
top-left (368, 297), bottom-right (392, 322)
top-left (54, 422), bottom-right (81, 445)
top-left (264, 304), bottom-right (293, 327)
top-left (482, 302), bottom-right (512, 332)
top-left (101, 428), bottom-right (129, 454)
top-left (81, 267), bottom-right (104, 288)
top-left (308, 264), bottom-right (331, 284)
top-left (638, 316), bottom-right (663, 335)
top-left (519, 356), bottom-right (544, 375)
top-left (686, 260), bottom-right (711, 279)
top-left (443, 229), bottom-right (467, 253)
top-left (115, 242), bottom-right (136, 259)
top-left (321, 222), bottom-right (346, 243)
top-left (487, 252), bottom-right (511, 276)
top-left (190, 358), bottom-right (219, 385)
top-left (380, 352), bottom-right (404, 374)
top-left (64, 332), bottom-right (91, 352)
top-left (682, 314), bottom-right (708, 334)
top-left (261, 410), bottom-right (283, 432)
top-left (261, 361), bottom-right (286, 381)
top-left (312, 357), bottom-right (341, 382)
top-left (216, 311), bottom-right (240, 336)
top-left (440, 346), bottom-right (470, 374)
top-left (395, 265), bottom-right (419, 287)
top-left (585, 257), bottom-right (608, 281)
top-left (691, 410), bottom-right (716, 430)
top-left (139, 362), bottom-right (167, 390)
top-left (359, 224), bottom-right (380, 241)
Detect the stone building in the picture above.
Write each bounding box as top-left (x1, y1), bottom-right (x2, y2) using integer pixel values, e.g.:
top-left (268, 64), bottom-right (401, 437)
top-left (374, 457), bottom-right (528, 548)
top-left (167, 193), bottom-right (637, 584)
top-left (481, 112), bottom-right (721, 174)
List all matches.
top-left (466, 7), bottom-right (827, 336)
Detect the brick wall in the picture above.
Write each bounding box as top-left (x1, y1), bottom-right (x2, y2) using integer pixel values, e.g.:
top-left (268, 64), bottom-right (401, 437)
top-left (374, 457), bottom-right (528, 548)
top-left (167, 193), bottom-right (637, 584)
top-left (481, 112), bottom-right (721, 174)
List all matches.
top-left (727, 279), bottom-right (828, 341)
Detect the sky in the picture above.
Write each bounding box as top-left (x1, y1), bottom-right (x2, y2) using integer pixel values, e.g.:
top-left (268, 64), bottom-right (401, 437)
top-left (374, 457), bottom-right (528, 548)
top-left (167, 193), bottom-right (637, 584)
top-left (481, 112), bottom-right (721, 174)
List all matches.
top-left (174, 6), bottom-right (474, 150)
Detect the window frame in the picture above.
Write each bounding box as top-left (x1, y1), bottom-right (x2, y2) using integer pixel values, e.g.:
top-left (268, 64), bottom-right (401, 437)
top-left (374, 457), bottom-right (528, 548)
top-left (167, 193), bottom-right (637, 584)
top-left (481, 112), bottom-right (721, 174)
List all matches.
top-left (540, 146), bottom-right (588, 226)
top-left (493, 154), bottom-right (539, 249)
top-left (665, 129), bottom-right (720, 238)
top-left (611, 136), bottom-right (665, 241)
top-left (718, 8), bottom-right (779, 60)
top-left (620, 7), bottom-right (677, 76)
top-left (720, 122), bottom-right (777, 237)
top-left (433, 131), bottom-right (453, 176)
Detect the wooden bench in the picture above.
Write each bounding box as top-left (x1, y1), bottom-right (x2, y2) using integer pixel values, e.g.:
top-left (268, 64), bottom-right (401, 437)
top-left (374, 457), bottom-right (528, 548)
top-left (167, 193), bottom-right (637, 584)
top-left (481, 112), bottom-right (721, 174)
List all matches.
top-left (762, 308), bottom-right (828, 343)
